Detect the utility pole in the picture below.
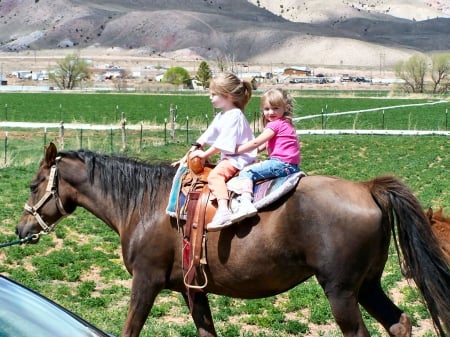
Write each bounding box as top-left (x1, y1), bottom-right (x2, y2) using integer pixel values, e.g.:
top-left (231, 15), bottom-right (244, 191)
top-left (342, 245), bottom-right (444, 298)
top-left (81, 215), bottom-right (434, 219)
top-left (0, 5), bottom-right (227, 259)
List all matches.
top-left (379, 52), bottom-right (385, 76)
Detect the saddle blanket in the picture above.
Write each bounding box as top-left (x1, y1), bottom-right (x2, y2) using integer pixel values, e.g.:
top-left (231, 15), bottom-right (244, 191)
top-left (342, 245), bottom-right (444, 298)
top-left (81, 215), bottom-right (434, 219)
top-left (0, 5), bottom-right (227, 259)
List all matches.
top-left (228, 171), bottom-right (305, 210)
top-left (166, 165), bottom-right (305, 218)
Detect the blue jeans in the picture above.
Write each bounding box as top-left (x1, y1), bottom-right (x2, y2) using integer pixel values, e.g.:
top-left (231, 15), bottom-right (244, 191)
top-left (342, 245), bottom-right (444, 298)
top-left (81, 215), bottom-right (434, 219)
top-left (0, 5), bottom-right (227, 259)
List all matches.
top-left (238, 158), bottom-right (300, 182)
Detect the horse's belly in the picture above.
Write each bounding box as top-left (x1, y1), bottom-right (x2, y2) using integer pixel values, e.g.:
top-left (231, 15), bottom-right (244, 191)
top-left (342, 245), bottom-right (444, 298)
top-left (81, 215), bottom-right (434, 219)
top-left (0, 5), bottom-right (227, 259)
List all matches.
top-left (205, 254), bottom-right (314, 298)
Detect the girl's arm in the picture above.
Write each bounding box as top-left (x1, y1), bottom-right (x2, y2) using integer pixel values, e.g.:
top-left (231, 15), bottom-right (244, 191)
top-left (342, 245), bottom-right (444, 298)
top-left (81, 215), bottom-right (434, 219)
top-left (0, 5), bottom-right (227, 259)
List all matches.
top-left (235, 128), bottom-right (275, 154)
top-left (257, 142), bottom-right (267, 153)
top-left (189, 146), bottom-right (220, 160)
top-left (171, 142), bottom-right (204, 166)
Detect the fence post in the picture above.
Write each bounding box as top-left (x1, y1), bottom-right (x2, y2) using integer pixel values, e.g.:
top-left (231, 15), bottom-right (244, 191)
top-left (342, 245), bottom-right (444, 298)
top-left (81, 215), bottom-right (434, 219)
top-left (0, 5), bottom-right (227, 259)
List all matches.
top-left (110, 128), bottom-right (113, 153)
top-left (43, 127), bottom-right (47, 147)
top-left (59, 121), bottom-right (64, 149)
top-left (321, 108), bottom-right (325, 129)
top-left (140, 122), bottom-right (143, 151)
top-left (80, 129), bottom-right (83, 149)
top-left (164, 118), bottom-right (167, 145)
top-left (170, 104), bottom-right (176, 141)
top-left (4, 132), bottom-right (7, 165)
top-left (121, 112), bottom-right (126, 152)
top-left (186, 116), bottom-right (189, 144)
top-left (446, 108), bottom-right (448, 131)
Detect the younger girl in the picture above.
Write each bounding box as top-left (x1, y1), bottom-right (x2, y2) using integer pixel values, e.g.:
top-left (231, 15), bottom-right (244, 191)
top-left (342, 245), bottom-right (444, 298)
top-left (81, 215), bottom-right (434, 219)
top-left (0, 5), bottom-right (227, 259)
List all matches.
top-left (187, 73), bottom-right (256, 231)
top-left (230, 87), bottom-right (301, 224)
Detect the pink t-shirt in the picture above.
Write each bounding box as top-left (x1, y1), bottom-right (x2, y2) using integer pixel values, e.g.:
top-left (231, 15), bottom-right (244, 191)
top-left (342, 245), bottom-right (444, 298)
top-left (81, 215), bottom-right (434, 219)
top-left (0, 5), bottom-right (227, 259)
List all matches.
top-left (266, 118), bottom-right (300, 165)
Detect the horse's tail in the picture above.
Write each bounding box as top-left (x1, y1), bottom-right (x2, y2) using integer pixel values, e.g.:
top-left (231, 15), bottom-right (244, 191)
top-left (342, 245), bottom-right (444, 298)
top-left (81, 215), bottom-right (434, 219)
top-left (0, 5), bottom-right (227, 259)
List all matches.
top-left (369, 175), bottom-right (450, 337)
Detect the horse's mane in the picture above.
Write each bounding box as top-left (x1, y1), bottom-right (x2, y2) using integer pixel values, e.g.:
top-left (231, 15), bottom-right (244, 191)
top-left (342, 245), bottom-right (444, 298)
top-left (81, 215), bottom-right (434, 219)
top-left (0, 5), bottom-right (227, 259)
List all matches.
top-left (58, 149), bottom-right (178, 215)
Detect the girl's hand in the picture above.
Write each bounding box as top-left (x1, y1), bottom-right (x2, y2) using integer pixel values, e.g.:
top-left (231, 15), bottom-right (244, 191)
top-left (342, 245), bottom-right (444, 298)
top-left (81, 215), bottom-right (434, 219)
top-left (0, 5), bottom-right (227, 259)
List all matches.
top-left (189, 149), bottom-right (206, 159)
top-left (171, 156), bottom-right (185, 167)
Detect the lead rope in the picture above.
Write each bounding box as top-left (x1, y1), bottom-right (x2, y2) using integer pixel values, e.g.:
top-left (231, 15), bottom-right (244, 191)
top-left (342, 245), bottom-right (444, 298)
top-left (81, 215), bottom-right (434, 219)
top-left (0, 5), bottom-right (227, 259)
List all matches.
top-left (0, 233), bottom-right (41, 249)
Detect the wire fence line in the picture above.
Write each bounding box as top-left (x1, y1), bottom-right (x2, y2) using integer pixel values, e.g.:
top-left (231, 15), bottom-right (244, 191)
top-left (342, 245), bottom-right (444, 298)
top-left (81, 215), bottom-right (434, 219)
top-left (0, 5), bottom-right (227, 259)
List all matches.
top-left (294, 100), bottom-right (449, 121)
top-left (297, 129), bottom-right (450, 136)
top-left (1, 99), bottom-right (449, 166)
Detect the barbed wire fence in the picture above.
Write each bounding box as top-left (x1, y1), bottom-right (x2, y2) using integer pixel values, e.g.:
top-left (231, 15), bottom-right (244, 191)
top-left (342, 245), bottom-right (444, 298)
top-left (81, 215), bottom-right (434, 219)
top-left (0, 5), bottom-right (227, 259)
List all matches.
top-left (0, 101), bottom-right (449, 166)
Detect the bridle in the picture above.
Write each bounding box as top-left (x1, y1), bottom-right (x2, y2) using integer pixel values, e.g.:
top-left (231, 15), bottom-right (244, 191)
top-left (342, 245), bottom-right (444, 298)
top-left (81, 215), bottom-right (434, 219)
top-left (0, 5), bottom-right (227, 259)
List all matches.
top-left (23, 157), bottom-right (69, 234)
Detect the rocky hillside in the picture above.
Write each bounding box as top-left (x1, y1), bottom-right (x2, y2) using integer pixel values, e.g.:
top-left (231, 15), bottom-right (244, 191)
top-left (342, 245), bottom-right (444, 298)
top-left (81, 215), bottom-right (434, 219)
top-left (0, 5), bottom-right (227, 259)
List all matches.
top-left (0, 0), bottom-right (449, 67)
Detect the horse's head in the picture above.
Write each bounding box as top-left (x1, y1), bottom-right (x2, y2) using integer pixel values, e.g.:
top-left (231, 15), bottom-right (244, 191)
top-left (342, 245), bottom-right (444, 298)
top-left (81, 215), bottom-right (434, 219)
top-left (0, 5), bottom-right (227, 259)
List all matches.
top-left (16, 142), bottom-right (75, 243)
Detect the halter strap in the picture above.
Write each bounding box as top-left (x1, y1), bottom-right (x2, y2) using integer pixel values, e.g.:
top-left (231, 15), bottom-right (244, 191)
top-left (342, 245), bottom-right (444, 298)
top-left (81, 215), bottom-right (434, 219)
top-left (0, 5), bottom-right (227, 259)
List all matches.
top-left (23, 158), bottom-right (69, 233)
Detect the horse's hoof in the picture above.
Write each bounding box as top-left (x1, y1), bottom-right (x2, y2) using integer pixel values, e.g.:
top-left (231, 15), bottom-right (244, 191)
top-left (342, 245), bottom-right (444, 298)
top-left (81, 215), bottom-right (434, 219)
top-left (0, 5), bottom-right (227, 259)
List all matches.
top-left (389, 313), bottom-right (412, 337)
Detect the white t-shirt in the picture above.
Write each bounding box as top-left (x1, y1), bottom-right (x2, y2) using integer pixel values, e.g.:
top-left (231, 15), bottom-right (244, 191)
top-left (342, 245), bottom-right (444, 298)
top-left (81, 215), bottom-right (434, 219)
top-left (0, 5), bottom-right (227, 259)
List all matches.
top-left (197, 108), bottom-right (256, 169)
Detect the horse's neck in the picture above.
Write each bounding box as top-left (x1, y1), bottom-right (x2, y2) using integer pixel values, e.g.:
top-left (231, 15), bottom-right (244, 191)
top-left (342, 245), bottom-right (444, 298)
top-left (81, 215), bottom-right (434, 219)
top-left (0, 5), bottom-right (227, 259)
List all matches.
top-left (62, 172), bottom-right (124, 232)
top-left (78, 189), bottom-right (122, 231)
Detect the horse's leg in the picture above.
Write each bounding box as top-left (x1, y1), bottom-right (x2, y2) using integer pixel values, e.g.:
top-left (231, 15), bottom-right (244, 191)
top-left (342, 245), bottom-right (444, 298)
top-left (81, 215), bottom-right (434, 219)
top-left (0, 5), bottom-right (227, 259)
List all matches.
top-left (121, 274), bottom-right (163, 337)
top-left (181, 291), bottom-right (217, 337)
top-left (358, 278), bottom-right (412, 337)
top-left (324, 288), bottom-right (371, 337)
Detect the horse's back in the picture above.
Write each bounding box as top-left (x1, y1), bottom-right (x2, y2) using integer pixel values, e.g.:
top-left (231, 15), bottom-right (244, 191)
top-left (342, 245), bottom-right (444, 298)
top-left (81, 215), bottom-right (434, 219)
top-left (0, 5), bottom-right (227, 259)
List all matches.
top-left (295, 175), bottom-right (383, 218)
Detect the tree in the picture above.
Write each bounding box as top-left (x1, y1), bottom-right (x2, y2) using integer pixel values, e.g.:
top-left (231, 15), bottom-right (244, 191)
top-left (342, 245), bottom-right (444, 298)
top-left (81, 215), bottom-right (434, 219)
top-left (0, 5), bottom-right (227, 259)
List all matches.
top-left (49, 54), bottom-right (90, 89)
top-left (162, 67), bottom-right (191, 87)
top-left (195, 61), bottom-right (212, 88)
top-left (216, 55), bottom-right (227, 72)
top-left (431, 53), bottom-right (450, 94)
top-left (394, 54), bottom-right (428, 93)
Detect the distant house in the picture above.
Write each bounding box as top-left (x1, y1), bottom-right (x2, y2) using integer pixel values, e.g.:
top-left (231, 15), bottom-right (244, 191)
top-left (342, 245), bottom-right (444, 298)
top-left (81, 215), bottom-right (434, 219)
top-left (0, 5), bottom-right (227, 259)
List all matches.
top-left (238, 76), bottom-right (259, 90)
top-left (12, 70), bottom-right (33, 79)
top-left (283, 66), bottom-right (311, 77)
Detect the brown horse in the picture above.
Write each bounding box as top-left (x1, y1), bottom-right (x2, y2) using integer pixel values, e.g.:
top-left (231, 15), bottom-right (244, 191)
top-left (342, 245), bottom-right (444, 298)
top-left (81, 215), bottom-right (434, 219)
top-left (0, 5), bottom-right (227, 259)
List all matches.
top-left (16, 143), bottom-right (450, 337)
top-left (426, 207), bottom-right (450, 263)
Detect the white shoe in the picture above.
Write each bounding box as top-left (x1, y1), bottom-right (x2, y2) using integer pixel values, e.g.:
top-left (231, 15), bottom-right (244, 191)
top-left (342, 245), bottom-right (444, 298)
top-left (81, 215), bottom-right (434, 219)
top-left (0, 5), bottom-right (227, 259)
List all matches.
top-left (230, 197), bottom-right (257, 223)
top-left (207, 209), bottom-right (233, 232)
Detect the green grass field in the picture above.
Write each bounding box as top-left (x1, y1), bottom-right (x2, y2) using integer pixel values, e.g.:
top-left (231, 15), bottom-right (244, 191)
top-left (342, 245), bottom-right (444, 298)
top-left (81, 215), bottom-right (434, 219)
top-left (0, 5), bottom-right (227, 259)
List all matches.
top-left (0, 92), bottom-right (449, 336)
top-left (1, 92), bottom-right (447, 128)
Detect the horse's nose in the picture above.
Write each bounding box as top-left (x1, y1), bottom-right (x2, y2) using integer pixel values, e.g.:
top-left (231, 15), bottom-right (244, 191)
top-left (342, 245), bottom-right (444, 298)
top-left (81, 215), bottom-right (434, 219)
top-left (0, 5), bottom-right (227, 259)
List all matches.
top-left (15, 225), bottom-right (24, 238)
top-left (15, 223), bottom-right (40, 243)
top-left (16, 220), bottom-right (29, 239)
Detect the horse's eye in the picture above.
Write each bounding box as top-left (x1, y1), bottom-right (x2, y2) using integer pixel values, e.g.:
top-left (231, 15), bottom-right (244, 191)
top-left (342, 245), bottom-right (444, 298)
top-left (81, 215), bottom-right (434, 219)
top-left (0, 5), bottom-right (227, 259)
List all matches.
top-left (30, 183), bottom-right (38, 194)
top-left (30, 176), bottom-right (45, 194)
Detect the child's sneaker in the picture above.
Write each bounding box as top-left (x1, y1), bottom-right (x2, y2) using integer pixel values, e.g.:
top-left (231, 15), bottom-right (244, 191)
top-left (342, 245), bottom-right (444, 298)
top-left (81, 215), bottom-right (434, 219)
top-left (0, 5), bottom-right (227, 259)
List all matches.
top-left (230, 197), bottom-right (257, 223)
top-left (206, 208), bottom-right (233, 232)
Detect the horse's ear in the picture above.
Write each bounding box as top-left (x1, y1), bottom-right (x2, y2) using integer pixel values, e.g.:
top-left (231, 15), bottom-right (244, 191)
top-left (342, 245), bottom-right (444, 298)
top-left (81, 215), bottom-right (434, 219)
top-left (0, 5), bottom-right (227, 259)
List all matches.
top-left (44, 142), bottom-right (58, 167)
top-left (426, 207), bottom-right (433, 220)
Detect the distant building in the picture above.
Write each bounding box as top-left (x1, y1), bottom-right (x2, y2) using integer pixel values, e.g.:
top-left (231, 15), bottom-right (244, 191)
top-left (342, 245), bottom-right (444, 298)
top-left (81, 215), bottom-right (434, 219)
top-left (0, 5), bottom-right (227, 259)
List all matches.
top-left (12, 70), bottom-right (33, 79)
top-left (283, 66), bottom-right (312, 77)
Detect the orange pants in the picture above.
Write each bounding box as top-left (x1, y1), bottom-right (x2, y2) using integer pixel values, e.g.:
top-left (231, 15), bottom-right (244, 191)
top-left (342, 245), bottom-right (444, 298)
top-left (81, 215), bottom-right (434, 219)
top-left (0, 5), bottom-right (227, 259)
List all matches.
top-left (207, 159), bottom-right (239, 201)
